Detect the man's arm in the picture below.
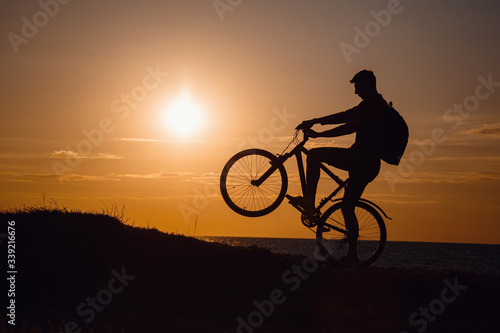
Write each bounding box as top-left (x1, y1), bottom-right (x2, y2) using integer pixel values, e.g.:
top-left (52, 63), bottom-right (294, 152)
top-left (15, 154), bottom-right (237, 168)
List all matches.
top-left (316, 107), bottom-right (362, 125)
top-left (307, 121), bottom-right (360, 138)
top-left (296, 105), bottom-right (363, 129)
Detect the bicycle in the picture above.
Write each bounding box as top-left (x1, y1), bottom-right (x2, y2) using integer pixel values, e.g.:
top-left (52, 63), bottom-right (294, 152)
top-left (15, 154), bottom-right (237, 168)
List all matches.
top-left (220, 129), bottom-right (391, 267)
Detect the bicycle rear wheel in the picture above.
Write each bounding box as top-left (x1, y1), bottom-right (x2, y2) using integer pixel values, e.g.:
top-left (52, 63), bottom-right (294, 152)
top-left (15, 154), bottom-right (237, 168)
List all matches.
top-left (316, 201), bottom-right (386, 267)
top-left (220, 149), bottom-right (288, 217)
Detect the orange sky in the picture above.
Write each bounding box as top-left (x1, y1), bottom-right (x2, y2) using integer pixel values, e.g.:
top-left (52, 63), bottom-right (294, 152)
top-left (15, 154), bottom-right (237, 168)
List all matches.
top-left (1, 0), bottom-right (499, 244)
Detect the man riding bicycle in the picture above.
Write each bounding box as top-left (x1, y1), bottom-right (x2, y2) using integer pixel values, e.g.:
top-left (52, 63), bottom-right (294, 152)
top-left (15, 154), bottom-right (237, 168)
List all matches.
top-left (293, 69), bottom-right (389, 264)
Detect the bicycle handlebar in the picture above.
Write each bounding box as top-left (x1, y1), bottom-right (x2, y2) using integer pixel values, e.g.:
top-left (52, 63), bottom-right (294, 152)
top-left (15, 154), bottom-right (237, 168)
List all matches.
top-left (298, 128), bottom-right (309, 143)
top-left (279, 128), bottom-right (310, 157)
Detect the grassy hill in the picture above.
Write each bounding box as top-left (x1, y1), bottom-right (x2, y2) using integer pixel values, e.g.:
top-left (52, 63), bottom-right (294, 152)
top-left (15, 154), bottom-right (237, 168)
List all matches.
top-left (1, 207), bottom-right (499, 333)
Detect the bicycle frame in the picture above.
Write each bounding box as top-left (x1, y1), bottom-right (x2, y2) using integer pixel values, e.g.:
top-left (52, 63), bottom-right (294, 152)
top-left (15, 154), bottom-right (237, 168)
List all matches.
top-left (251, 133), bottom-right (346, 213)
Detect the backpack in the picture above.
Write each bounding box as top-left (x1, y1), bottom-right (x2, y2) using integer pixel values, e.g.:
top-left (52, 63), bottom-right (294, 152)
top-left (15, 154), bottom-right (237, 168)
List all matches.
top-left (378, 102), bottom-right (409, 165)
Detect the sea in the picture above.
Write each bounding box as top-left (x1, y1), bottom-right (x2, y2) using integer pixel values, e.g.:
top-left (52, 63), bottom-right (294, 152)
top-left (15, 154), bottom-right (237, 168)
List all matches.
top-left (198, 237), bottom-right (500, 275)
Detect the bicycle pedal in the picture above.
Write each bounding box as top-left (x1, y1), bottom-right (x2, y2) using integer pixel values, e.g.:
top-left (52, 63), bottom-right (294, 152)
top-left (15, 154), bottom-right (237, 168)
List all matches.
top-left (286, 194), bottom-right (300, 205)
top-left (287, 199), bottom-right (305, 212)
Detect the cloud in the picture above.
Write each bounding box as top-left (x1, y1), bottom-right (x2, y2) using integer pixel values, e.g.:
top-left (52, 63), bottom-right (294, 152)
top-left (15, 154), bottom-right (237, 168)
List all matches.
top-left (429, 156), bottom-right (500, 161)
top-left (0, 153), bottom-right (47, 159)
top-left (106, 172), bottom-right (195, 181)
top-left (0, 171), bottom-right (116, 183)
top-left (401, 171), bottom-right (500, 184)
top-left (372, 198), bottom-right (440, 205)
top-left (462, 123), bottom-right (500, 137)
top-left (115, 138), bottom-right (170, 143)
top-left (188, 172), bottom-right (220, 183)
top-left (0, 169), bottom-right (214, 185)
top-left (50, 150), bottom-right (122, 159)
top-left (0, 171), bottom-right (35, 183)
top-left (0, 172), bottom-right (186, 183)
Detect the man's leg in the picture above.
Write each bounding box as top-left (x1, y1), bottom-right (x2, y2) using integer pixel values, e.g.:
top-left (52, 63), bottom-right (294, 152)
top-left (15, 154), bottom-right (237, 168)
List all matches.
top-left (341, 150), bottom-right (381, 261)
top-left (304, 149), bottom-right (322, 211)
top-left (342, 179), bottom-right (368, 260)
top-left (304, 148), bottom-right (351, 213)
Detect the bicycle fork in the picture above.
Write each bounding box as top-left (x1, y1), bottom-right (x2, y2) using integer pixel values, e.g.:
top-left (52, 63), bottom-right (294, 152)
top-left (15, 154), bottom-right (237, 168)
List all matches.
top-left (250, 159), bottom-right (282, 187)
top-left (250, 152), bottom-right (291, 187)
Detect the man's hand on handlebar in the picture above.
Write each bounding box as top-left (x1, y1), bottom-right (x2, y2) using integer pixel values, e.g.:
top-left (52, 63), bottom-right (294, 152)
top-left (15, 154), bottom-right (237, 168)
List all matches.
top-left (295, 119), bottom-right (317, 130)
top-left (304, 128), bottom-right (319, 138)
top-left (296, 119), bottom-right (320, 138)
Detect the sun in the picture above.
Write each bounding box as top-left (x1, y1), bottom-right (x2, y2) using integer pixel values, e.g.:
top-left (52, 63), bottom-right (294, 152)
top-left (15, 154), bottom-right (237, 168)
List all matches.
top-left (163, 93), bottom-right (205, 138)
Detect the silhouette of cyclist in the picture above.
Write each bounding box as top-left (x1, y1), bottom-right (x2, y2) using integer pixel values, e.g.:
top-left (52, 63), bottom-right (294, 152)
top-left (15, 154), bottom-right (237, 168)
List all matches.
top-left (293, 69), bottom-right (388, 264)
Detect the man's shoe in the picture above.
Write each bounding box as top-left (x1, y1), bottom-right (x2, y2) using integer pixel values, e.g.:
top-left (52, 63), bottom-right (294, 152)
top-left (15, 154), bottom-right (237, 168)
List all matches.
top-left (286, 195), bottom-right (316, 216)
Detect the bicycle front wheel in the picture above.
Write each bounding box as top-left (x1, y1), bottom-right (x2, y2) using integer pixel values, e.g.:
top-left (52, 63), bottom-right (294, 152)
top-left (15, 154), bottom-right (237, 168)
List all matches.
top-left (220, 149), bottom-right (288, 217)
top-left (316, 201), bottom-right (386, 267)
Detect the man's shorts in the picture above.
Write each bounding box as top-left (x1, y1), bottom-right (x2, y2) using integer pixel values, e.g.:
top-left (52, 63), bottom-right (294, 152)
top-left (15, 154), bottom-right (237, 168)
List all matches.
top-left (312, 147), bottom-right (380, 203)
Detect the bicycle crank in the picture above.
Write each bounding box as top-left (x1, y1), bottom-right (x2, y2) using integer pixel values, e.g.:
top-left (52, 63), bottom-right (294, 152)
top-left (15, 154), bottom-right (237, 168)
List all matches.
top-left (301, 213), bottom-right (319, 228)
